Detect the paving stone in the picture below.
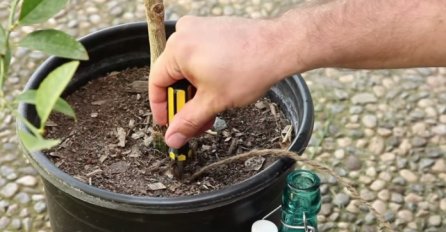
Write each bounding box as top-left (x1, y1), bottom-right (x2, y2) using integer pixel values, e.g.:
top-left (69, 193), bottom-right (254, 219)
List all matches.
top-left (432, 159), bottom-right (446, 173)
top-left (10, 218), bottom-right (21, 230)
top-left (390, 193), bottom-right (404, 203)
top-left (427, 215), bottom-right (442, 227)
top-left (368, 136), bottom-right (385, 154)
top-left (320, 203), bottom-right (333, 216)
top-left (344, 155), bottom-right (362, 171)
top-left (14, 192), bottom-right (31, 204)
top-left (0, 183), bottom-right (18, 198)
top-left (351, 93), bottom-right (377, 104)
top-left (377, 189), bottom-right (390, 201)
top-left (16, 175), bottom-right (38, 187)
top-left (333, 193), bottom-right (350, 207)
top-left (0, 216), bottom-right (10, 230)
top-left (370, 180), bottom-right (386, 191)
top-left (440, 199), bottom-right (446, 211)
top-left (397, 210), bottom-right (414, 223)
top-left (380, 152), bottom-right (396, 162)
top-left (33, 201), bottom-right (47, 214)
top-left (362, 114), bottom-right (378, 128)
top-left (371, 200), bottom-right (387, 214)
top-left (399, 169), bottom-right (418, 183)
top-left (404, 193), bottom-right (422, 204)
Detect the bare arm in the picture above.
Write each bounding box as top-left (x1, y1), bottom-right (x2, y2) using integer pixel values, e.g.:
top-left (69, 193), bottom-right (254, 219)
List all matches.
top-left (149, 0), bottom-right (446, 148)
top-left (277, 0), bottom-right (446, 74)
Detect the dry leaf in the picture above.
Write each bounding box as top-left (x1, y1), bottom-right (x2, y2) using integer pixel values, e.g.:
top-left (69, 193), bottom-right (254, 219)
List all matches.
top-left (255, 101), bottom-right (267, 110)
top-left (126, 80), bottom-right (148, 93)
top-left (148, 182), bottom-right (166, 191)
top-left (244, 156), bottom-right (266, 171)
top-left (91, 100), bottom-right (107, 105)
top-left (116, 127), bottom-right (126, 147)
top-left (46, 120), bottom-right (58, 127)
top-left (131, 131), bottom-right (146, 140)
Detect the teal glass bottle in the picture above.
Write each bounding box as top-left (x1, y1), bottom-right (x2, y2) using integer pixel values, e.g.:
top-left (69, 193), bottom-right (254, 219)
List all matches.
top-left (280, 170), bottom-right (321, 232)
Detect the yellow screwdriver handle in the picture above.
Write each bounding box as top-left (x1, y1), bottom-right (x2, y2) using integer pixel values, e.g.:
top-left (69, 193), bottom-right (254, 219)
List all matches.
top-left (167, 80), bottom-right (195, 177)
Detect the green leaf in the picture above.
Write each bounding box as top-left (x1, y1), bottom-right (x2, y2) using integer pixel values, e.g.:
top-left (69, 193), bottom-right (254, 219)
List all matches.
top-left (0, 24), bottom-right (6, 55)
top-left (20, 29), bottom-right (88, 60)
top-left (17, 90), bottom-right (76, 119)
top-left (36, 61), bottom-right (79, 128)
top-left (18, 130), bottom-right (60, 152)
top-left (19, 0), bottom-right (69, 25)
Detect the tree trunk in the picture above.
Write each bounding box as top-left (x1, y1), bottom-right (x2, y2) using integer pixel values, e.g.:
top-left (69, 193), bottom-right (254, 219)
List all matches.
top-left (144, 0), bottom-right (166, 65)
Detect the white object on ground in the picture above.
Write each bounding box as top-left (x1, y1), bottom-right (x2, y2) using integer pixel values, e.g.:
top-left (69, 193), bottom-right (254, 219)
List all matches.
top-left (251, 220), bottom-right (278, 232)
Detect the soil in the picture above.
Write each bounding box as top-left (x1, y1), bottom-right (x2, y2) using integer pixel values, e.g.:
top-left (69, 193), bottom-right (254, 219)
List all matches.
top-left (46, 67), bottom-right (292, 197)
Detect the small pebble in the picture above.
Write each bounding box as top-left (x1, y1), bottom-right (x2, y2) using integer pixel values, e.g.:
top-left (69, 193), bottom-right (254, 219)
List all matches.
top-left (213, 117), bottom-right (227, 131)
top-left (33, 201), bottom-right (47, 213)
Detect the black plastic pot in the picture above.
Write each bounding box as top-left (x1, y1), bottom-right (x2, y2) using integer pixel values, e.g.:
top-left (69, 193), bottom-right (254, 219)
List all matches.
top-left (17, 22), bottom-right (314, 232)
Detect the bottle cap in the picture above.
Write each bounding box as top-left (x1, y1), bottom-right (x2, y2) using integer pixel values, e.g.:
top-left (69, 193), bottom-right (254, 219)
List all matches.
top-left (251, 220), bottom-right (278, 232)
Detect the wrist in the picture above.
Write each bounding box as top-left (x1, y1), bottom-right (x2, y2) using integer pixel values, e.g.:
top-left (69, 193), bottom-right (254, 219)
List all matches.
top-left (265, 7), bottom-right (333, 79)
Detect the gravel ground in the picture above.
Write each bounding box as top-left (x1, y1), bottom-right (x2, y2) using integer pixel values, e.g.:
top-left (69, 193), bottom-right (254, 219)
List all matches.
top-left (1, 0), bottom-right (445, 231)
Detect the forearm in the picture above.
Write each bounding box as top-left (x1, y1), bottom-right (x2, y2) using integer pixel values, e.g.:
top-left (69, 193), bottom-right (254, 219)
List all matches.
top-left (274, 0), bottom-right (446, 75)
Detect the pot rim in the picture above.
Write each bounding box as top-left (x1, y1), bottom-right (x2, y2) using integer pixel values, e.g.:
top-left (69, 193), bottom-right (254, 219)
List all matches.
top-left (17, 21), bottom-right (313, 214)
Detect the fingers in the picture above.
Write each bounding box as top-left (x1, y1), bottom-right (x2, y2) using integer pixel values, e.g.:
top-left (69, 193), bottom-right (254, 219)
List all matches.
top-left (148, 42), bottom-right (183, 125)
top-left (165, 94), bottom-right (216, 148)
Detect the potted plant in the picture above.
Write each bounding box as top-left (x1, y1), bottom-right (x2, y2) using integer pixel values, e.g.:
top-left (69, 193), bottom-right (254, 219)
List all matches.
top-left (13, 1), bottom-right (314, 232)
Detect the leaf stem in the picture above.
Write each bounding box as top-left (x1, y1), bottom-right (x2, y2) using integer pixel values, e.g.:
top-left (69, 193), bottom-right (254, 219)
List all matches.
top-left (8, 0), bottom-right (21, 29)
top-left (0, 58), bottom-right (4, 89)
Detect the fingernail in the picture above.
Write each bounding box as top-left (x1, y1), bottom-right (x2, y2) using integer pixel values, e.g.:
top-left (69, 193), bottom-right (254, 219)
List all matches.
top-left (167, 133), bottom-right (188, 148)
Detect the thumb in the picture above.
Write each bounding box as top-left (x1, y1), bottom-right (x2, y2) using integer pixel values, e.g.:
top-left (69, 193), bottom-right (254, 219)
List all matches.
top-left (165, 94), bottom-right (216, 148)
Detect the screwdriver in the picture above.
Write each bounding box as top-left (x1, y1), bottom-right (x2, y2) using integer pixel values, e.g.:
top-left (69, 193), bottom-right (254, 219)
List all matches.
top-left (167, 79), bottom-right (195, 178)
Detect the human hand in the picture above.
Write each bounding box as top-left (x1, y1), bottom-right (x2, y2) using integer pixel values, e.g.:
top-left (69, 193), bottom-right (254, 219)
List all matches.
top-left (149, 16), bottom-right (299, 148)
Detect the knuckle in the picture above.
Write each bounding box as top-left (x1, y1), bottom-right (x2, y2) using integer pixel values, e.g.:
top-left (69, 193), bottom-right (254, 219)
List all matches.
top-left (176, 15), bottom-right (196, 31)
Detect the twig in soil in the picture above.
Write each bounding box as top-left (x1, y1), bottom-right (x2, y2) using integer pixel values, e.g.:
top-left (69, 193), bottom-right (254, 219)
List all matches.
top-left (226, 139), bottom-right (238, 156)
top-left (281, 125), bottom-right (293, 144)
top-left (126, 80), bottom-right (148, 93)
top-left (86, 169), bottom-right (103, 177)
top-left (189, 149), bottom-right (394, 232)
top-left (205, 130), bottom-right (218, 135)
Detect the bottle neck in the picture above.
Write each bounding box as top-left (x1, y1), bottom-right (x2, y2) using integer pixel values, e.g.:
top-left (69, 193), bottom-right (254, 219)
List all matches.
top-left (280, 170), bottom-right (321, 232)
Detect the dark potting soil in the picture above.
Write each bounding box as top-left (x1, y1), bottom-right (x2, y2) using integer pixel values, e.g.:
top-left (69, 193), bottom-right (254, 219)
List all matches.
top-left (45, 67), bottom-right (292, 197)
